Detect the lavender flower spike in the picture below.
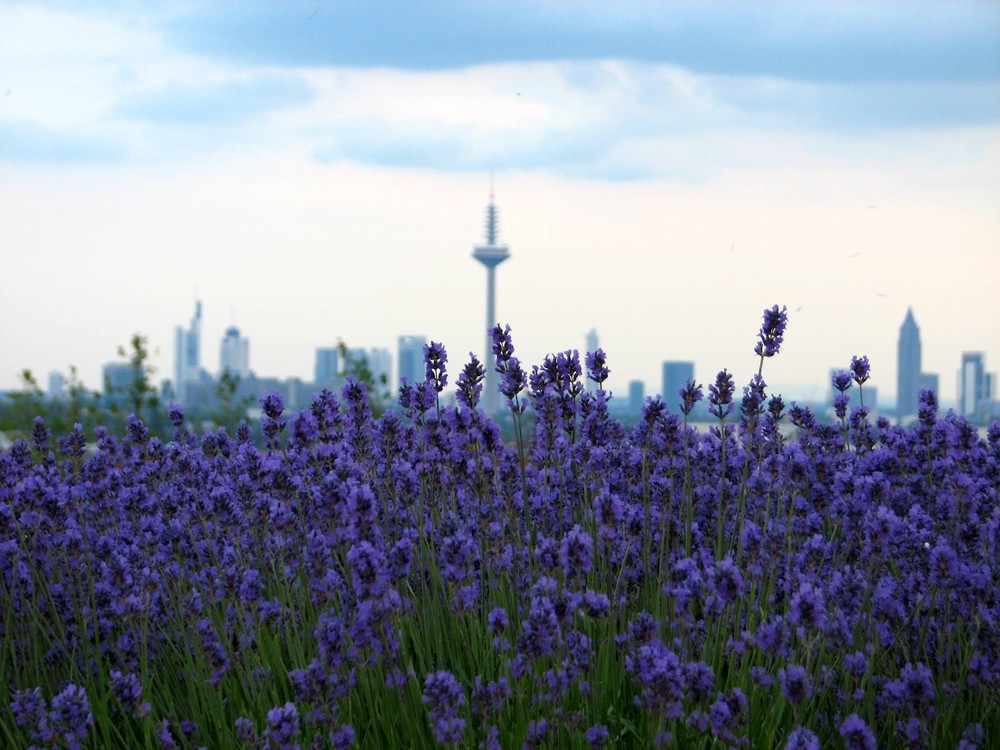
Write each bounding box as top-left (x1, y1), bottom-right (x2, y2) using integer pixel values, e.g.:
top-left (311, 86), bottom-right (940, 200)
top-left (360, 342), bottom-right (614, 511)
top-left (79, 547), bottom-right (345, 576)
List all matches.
top-left (754, 304), bottom-right (788, 358)
top-left (850, 355), bottom-right (870, 386)
top-left (708, 369), bottom-right (735, 420)
top-left (585, 348), bottom-right (610, 385)
top-left (455, 353), bottom-right (485, 409)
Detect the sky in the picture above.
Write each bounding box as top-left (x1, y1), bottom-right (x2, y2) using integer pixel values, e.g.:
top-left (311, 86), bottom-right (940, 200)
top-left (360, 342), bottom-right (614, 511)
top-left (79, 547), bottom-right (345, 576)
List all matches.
top-left (1, 0), bottom-right (998, 409)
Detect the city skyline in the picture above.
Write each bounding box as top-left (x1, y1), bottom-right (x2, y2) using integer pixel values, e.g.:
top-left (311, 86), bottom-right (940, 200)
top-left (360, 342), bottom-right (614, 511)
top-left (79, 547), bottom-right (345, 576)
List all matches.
top-left (111, 298), bottom-right (997, 416)
top-left (1, 1), bottom-right (998, 402)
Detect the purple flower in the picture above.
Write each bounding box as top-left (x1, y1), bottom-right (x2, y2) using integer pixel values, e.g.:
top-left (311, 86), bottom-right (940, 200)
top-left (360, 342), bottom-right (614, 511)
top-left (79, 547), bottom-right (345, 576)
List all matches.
top-left (712, 558), bottom-right (744, 605)
top-left (755, 304), bottom-right (788, 358)
top-left (839, 714), bottom-right (876, 750)
top-left (788, 582), bottom-right (827, 634)
top-left (50, 683), bottom-right (93, 750)
top-left (559, 525), bottom-right (594, 580)
top-left (168, 402), bottom-right (185, 427)
top-left (626, 640), bottom-right (684, 718)
top-left (883, 662), bottom-right (936, 712)
top-left (422, 671), bottom-right (466, 745)
top-left (260, 390), bottom-right (284, 419)
top-left (490, 324), bottom-right (515, 365)
top-left (679, 378), bottom-right (703, 416)
top-left (834, 393), bottom-right (851, 420)
top-left (263, 703), bottom-right (301, 750)
top-left (110, 670), bottom-right (150, 719)
top-left (585, 348), bottom-right (610, 385)
top-left (524, 718), bottom-right (549, 748)
top-left (328, 725), bottom-right (356, 748)
top-left (456, 354), bottom-right (485, 409)
top-left (487, 607), bottom-right (509, 634)
top-left (850, 355), bottom-right (871, 386)
top-left (424, 341), bottom-right (448, 393)
top-left (10, 687), bottom-right (48, 741)
top-left (832, 370), bottom-right (853, 394)
top-left (708, 369), bottom-right (735, 420)
top-left (778, 664), bottom-right (813, 705)
top-left (784, 726), bottom-right (820, 750)
top-left (584, 724), bottom-right (610, 748)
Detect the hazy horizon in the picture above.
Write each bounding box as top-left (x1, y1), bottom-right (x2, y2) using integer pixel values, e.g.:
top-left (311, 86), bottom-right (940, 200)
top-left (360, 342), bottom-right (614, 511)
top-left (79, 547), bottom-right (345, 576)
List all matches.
top-left (1, 1), bottom-right (998, 406)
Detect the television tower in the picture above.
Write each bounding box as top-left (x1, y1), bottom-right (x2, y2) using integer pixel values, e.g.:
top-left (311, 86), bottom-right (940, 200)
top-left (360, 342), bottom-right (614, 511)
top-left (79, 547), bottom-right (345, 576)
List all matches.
top-left (472, 179), bottom-right (510, 416)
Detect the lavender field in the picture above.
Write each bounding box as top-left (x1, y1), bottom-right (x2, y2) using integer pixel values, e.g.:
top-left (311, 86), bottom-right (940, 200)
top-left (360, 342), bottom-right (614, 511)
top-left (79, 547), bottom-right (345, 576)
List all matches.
top-left (2, 311), bottom-right (998, 749)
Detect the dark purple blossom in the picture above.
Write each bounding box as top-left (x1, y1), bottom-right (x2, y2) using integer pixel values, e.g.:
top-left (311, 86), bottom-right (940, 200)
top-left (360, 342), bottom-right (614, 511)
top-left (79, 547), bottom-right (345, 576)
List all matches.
top-left (263, 702), bottom-right (301, 750)
top-left (455, 353), bottom-right (485, 409)
top-left (784, 726), bottom-right (820, 750)
top-left (584, 724), bottom-right (610, 748)
top-left (839, 714), bottom-right (877, 750)
top-left (832, 370), bottom-right (853, 394)
top-left (559, 524), bottom-right (594, 580)
top-left (679, 378), bottom-right (703, 416)
top-left (424, 341), bottom-right (448, 393)
top-left (779, 664), bottom-right (813, 705)
top-left (585, 348), bottom-right (610, 385)
top-left (422, 671), bottom-right (466, 745)
top-left (708, 369), bottom-right (735, 420)
top-left (755, 304), bottom-right (788, 358)
top-left (850, 355), bottom-right (871, 386)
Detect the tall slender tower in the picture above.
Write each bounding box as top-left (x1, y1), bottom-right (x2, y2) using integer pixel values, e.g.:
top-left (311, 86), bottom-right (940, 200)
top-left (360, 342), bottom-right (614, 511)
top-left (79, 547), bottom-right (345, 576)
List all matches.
top-left (472, 182), bottom-right (510, 415)
top-left (897, 307), bottom-right (921, 420)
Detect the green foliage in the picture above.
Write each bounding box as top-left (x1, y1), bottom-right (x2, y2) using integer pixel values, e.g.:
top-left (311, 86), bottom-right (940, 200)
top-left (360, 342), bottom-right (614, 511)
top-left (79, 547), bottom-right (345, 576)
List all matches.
top-left (338, 339), bottom-right (391, 416)
top-left (211, 370), bottom-right (253, 433)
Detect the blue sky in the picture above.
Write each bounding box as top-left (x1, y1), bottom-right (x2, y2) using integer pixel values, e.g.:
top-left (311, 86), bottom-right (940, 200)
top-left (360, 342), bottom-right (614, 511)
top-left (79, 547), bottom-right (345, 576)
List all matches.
top-left (1, 0), bottom-right (998, 408)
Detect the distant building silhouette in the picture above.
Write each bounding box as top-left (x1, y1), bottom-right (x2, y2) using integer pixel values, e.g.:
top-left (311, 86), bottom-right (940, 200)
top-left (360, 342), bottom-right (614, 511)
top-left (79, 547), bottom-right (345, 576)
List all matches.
top-left (366, 347), bottom-right (392, 393)
top-left (896, 308), bottom-right (920, 418)
top-left (628, 379), bottom-right (645, 414)
top-left (959, 352), bottom-right (992, 419)
top-left (315, 347), bottom-right (341, 389)
top-left (48, 371), bottom-right (65, 399)
top-left (662, 361), bottom-right (694, 413)
top-left (219, 326), bottom-right (250, 379)
top-left (103, 362), bottom-right (136, 393)
top-left (398, 335), bottom-right (427, 388)
top-left (472, 182), bottom-right (510, 415)
top-left (174, 300), bottom-right (203, 405)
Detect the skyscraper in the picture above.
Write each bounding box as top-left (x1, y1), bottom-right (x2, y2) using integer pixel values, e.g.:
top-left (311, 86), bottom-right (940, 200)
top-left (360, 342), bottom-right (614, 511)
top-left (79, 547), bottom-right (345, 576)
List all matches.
top-left (315, 347), bottom-right (341, 389)
top-left (174, 300), bottom-right (202, 405)
top-left (662, 361), bottom-right (694, 413)
top-left (897, 308), bottom-right (922, 419)
top-left (959, 352), bottom-right (991, 418)
top-left (398, 335), bottom-right (427, 389)
top-left (472, 182), bottom-right (510, 415)
top-left (219, 326), bottom-right (250, 379)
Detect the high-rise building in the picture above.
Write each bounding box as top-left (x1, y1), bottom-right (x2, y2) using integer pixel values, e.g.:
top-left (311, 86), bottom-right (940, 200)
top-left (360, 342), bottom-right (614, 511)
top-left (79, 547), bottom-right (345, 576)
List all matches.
top-left (48, 371), bottom-right (65, 399)
top-left (959, 352), bottom-right (991, 418)
top-left (219, 326), bottom-right (250, 379)
top-left (472, 182), bottom-right (510, 415)
top-left (398, 335), bottom-right (427, 388)
top-left (628, 379), bottom-right (645, 414)
top-left (662, 361), bottom-right (695, 413)
top-left (315, 347), bottom-right (341, 389)
top-left (897, 308), bottom-right (922, 419)
top-left (174, 300), bottom-right (203, 405)
top-left (367, 347), bottom-right (393, 394)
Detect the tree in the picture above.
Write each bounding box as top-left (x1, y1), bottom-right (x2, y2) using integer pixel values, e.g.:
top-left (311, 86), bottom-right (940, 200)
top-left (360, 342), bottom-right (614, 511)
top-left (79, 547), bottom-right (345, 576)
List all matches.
top-left (212, 370), bottom-right (253, 433)
top-left (0, 369), bottom-right (46, 440)
top-left (338, 340), bottom-right (391, 415)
